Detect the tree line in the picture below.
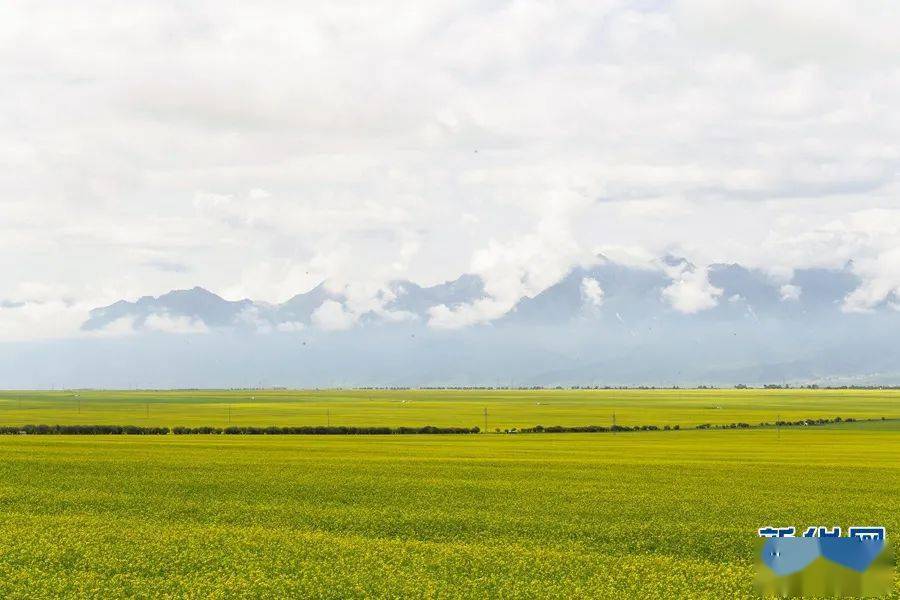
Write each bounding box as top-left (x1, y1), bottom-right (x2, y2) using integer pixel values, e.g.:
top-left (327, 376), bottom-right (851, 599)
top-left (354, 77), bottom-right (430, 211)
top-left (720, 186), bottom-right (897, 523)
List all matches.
top-left (0, 424), bottom-right (481, 435)
top-left (0, 417), bottom-right (883, 435)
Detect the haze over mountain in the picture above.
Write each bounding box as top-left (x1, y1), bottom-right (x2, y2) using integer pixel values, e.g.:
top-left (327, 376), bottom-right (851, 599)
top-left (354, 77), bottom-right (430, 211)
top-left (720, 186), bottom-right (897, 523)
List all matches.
top-left (4, 2), bottom-right (900, 389)
top-left (3, 256), bottom-right (899, 389)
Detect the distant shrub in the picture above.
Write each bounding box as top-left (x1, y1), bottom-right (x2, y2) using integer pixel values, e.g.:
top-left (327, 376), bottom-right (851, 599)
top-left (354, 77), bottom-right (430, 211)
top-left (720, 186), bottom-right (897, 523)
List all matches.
top-left (521, 425), bottom-right (614, 434)
top-left (173, 426), bottom-right (223, 434)
top-left (0, 425), bottom-right (169, 435)
top-left (174, 425), bottom-right (478, 435)
top-left (0, 424), bottom-right (481, 436)
top-left (772, 416), bottom-right (848, 429)
top-left (0, 415), bottom-right (874, 436)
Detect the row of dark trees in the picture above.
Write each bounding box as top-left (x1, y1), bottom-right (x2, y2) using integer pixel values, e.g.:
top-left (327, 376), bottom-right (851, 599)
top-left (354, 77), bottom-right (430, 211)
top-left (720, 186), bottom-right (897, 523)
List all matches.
top-left (520, 424), bottom-right (677, 433)
top-left (521, 416), bottom-right (864, 433)
top-left (0, 416), bottom-right (875, 435)
top-left (768, 416), bottom-right (854, 427)
top-left (0, 424), bottom-right (171, 435)
top-left (173, 425), bottom-right (481, 435)
top-left (0, 424), bottom-right (481, 435)
top-left (696, 416), bottom-right (856, 429)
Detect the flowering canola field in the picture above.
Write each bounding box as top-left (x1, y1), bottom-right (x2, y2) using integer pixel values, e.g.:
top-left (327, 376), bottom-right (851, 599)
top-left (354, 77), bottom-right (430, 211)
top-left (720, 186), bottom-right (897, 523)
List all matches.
top-left (1, 388), bottom-right (899, 429)
top-left (0, 427), bottom-right (898, 598)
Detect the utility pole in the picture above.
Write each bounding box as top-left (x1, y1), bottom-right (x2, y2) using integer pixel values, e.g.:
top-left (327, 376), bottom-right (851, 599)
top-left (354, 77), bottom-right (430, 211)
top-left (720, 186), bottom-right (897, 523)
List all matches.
top-left (612, 412), bottom-right (616, 435)
top-left (777, 413), bottom-right (780, 442)
top-left (483, 407), bottom-right (488, 432)
top-left (228, 404), bottom-right (232, 424)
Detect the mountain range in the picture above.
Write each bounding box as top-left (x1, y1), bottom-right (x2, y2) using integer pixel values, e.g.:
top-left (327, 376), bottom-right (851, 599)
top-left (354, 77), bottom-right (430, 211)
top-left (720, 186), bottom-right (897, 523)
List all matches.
top-left (3, 257), bottom-right (899, 388)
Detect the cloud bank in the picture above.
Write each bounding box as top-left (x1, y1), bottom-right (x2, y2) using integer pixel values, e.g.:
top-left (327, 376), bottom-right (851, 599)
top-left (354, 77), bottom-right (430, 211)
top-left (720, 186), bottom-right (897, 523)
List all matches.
top-left (1, 1), bottom-right (900, 340)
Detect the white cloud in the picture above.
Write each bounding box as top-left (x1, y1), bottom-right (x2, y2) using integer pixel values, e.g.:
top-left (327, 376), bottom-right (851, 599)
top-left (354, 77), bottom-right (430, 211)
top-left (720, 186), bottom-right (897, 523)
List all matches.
top-left (677, 0), bottom-right (900, 68)
top-left (144, 313), bottom-right (209, 334)
top-left (379, 309), bottom-right (419, 324)
top-left (661, 264), bottom-right (723, 314)
top-left (581, 277), bottom-right (604, 308)
top-left (842, 246), bottom-right (900, 313)
top-left (427, 298), bottom-right (510, 330)
top-left (780, 284), bottom-right (802, 302)
top-left (235, 305), bottom-right (274, 333)
top-left (93, 316), bottom-right (138, 337)
top-left (0, 300), bottom-right (92, 342)
top-left (311, 300), bottom-right (356, 331)
top-left (427, 191), bottom-right (597, 328)
top-left (1, 1), bottom-right (900, 339)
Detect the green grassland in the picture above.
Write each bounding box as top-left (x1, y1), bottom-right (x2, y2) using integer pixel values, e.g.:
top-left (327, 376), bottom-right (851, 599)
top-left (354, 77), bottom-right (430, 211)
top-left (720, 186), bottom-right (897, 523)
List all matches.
top-left (2, 388), bottom-right (900, 429)
top-left (0, 429), bottom-right (898, 598)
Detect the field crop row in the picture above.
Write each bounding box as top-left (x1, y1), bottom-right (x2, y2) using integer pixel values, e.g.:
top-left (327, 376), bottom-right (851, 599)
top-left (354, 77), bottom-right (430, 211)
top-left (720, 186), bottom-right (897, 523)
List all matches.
top-left (1, 388), bottom-right (899, 429)
top-left (0, 429), bottom-right (897, 598)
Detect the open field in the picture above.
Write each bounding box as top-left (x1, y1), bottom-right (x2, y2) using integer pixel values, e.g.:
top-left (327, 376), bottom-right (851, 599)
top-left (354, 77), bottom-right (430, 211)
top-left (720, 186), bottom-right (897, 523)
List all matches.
top-left (0, 389), bottom-right (897, 597)
top-left (0, 428), bottom-right (898, 598)
top-left (2, 388), bottom-right (900, 429)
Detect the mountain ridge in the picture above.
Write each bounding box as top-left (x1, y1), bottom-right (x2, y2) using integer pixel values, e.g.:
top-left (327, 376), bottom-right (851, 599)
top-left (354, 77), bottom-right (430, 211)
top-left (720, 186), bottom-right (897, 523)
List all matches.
top-left (82, 259), bottom-right (869, 333)
top-left (37, 257), bottom-right (900, 388)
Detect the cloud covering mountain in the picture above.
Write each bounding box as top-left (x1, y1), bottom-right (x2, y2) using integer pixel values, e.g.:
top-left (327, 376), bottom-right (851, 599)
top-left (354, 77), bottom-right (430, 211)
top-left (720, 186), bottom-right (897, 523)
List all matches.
top-left (3, 257), bottom-right (899, 388)
top-left (3, 1), bottom-right (900, 386)
top-left (4, 1), bottom-right (900, 341)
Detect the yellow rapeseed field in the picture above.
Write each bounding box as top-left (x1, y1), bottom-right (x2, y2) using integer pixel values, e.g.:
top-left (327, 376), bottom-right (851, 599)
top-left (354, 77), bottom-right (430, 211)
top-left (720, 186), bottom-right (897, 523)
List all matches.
top-left (0, 420), bottom-right (898, 597)
top-left (1, 388), bottom-right (899, 429)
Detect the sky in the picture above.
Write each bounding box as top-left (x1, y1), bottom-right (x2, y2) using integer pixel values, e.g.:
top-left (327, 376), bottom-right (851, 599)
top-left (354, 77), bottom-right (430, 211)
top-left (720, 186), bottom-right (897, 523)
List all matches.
top-left (2, 0), bottom-right (900, 341)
